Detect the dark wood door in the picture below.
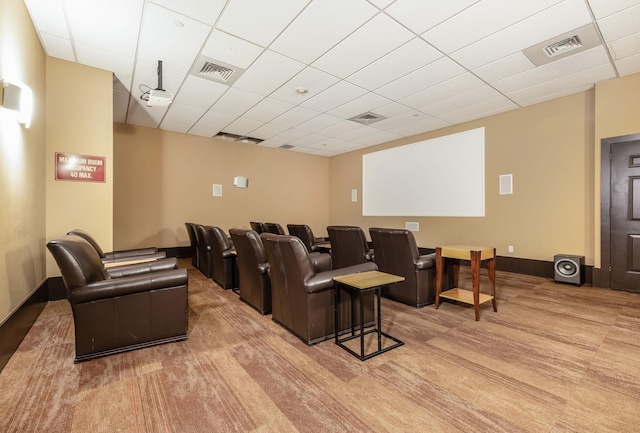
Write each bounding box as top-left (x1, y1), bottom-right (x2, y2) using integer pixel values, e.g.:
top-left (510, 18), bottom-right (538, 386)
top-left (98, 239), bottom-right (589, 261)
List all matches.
top-left (610, 138), bottom-right (640, 292)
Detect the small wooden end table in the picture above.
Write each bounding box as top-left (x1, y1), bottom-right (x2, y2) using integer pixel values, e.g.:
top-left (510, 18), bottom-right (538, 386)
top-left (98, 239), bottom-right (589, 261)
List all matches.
top-left (435, 245), bottom-right (497, 321)
top-left (333, 271), bottom-right (405, 360)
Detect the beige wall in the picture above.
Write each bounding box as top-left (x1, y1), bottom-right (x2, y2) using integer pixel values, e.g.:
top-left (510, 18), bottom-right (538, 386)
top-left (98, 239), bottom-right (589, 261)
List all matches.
top-left (45, 58), bottom-right (113, 276)
top-left (113, 124), bottom-right (330, 249)
top-left (330, 91), bottom-right (596, 264)
top-left (0, 0), bottom-right (46, 323)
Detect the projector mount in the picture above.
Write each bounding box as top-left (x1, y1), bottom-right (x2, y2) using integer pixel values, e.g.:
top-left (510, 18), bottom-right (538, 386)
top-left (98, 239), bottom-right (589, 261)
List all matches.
top-left (139, 60), bottom-right (174, 107)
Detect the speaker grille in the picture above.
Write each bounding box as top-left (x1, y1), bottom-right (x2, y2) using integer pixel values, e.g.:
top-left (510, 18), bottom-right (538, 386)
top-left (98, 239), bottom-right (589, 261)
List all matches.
top-left (555, 259), bottom-right (579, 277)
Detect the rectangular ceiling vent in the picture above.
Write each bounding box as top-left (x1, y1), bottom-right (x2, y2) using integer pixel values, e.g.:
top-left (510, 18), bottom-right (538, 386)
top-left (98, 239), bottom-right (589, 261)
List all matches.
top-left (190, 56), bottom-right (244, 86)
top-left (348, 111), bottom-right (387, 125)
top-left (544, 35), bottom-right (583, 57)
top-left (523, 23), bottom-right (601, 66)
top-left (214, 132), bottom-right (263, 144)
top-left (279, 144), bottom-right (295, 150)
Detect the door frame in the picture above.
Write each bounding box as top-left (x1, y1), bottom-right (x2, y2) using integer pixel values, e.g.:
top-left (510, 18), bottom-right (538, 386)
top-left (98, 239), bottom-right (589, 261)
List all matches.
top-left (599, 132), bottom-right (640, 289)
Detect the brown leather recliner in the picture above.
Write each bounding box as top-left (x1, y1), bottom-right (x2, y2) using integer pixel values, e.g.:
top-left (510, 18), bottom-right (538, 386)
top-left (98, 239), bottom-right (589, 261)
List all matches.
top-left (47, 234), bottom-right (188, 362)
top-left (327, 225), bottom-right (375, 269)
top-left (208, 226), bottom-right (237, 290)
top-left (261, 233), bottom-right (377, 345)
top-left (195, 224), bottom-right (213, 278)
top-left (250, 221), bottom-right (266, 234)
top-left (369, 227), bottom-right (439, 308)
top-left (287, 224), bottom-right (324, 253)
top-left (67, 228), bottom-right (166, 264)
top-left (264, 222), bottom-right (286, 235)
top-left (229, 228), bottom-right (271, 314)
top-left (185, 222), bottom-right (199, 268)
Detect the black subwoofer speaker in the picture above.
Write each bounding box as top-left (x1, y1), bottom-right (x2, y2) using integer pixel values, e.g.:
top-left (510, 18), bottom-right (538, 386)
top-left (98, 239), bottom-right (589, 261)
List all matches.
top-left (554, 254), bottom-right (585, 286)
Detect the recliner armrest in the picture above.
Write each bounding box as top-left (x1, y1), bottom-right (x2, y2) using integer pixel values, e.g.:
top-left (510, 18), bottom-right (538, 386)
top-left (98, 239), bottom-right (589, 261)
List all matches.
top-left (68, 268), bottom-right (188, 304)
top-left (305, 261), bottom-right (378, 294)
top-left (414, 253), bottom-right (436, 270)
top-left (106, 258), bottom-right (178, 278)
top-left (310, 252), bottom-right (332, 272)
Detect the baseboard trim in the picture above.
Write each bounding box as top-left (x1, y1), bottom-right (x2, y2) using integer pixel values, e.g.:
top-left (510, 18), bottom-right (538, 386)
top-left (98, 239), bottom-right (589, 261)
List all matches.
top-left (0, 279), bottom-right (49, 373)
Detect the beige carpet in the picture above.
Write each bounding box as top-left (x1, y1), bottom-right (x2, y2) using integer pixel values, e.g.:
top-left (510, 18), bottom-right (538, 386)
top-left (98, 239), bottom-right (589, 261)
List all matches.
top-left (1, 260), bottom-right (639, 432)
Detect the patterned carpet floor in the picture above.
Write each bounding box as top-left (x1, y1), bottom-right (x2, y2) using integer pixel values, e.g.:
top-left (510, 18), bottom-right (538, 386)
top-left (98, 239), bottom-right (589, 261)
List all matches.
top-left (1, 260), bottom-right (639, 432)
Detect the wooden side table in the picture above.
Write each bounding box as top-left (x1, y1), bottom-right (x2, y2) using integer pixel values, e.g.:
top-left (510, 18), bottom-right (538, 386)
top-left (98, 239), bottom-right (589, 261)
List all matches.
top-left (435, 245), bottom-right (497, 321)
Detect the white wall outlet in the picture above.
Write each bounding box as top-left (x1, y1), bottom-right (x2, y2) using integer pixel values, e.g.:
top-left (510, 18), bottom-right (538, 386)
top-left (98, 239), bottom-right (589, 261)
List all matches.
top-left (405, 222), bottom-right (419, 231)
top-left (508, 245), bottom-right (514, 253)
top-left (351, 189), bottom-right (357, 202)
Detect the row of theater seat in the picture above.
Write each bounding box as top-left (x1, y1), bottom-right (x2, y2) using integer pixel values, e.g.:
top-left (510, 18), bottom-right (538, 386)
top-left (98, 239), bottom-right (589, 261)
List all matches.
top-left (185, 222), bottom-right (442, 345)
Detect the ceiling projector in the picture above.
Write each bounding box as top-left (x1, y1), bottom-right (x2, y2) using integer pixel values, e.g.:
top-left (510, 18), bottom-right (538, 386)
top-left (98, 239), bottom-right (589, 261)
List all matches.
top-left (147, 89), bottom-right (173, 107)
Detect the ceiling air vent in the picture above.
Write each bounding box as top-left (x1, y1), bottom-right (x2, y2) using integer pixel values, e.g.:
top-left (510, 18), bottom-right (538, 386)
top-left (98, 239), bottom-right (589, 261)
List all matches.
top-left (348, 111), bottom-right (387, 125)
top-left (190, 56), bottom-right (244, 86)
top-left (544, 35), bottom-right (582, 57)
top-left (523, 23), bottom-right (601, 66)
top-left (279, 144), bottom-right (295, 150)
top-left (214, 132), bottom-right (263, 144)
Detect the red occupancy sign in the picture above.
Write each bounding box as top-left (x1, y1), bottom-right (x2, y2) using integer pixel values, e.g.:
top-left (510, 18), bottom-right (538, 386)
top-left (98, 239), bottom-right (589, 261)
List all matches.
top-left (55, 152), bottom-right (106, 182)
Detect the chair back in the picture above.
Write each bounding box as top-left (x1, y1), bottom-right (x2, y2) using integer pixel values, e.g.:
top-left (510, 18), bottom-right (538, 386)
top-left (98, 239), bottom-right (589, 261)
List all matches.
top-left (229, 228), bottom-right (271, 314)
top-left (250, 221), bottom-right (266, 234)
top-left (67, 228), bottom-right (106, 258)
top-left (327, 225), bottom-right (371, 269)
top-left (47, 235), bottom-right (108, 291)
top-left (287, 224), bottom-right (318, 252)
top-left (264, 222), bottom-right (286, 235)
top-left (208, 226), bottom-right (236, 289)
top-left (195, 224), bottom-right (213, 277)
top-left (185, 222), bottom-right (199, 267)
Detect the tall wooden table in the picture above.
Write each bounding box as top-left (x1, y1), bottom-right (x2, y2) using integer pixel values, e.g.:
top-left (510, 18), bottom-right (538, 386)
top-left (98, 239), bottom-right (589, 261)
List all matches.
top-left (435, 245), bottom-right (497, 321)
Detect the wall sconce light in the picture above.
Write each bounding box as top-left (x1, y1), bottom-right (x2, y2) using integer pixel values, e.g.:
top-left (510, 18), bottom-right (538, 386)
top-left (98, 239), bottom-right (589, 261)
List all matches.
top-left (1, 79), bottom-right (33, 128)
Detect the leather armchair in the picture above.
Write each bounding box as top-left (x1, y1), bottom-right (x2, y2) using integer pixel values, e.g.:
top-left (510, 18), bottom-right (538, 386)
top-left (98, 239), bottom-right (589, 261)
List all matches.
top-left (195, 224), bottom-right (213, 278)
top-left (67, 228), bottom-right (166, 264)
top-left (369, 227), bottom-right (439, 308)
top-left (287, 224), bottom-right (325, 253)
top-left (208, 226), bottom-right (237, 290)
top-left (264, 222), bottom-right (286, 235)
top-left (327, 225), bottom-right (375, 269)
top-left (261, 233), bottom-right (377, 345)
top-left (229, 228), bottom-right (271, 314)
top-left (250, 221), bottom-right (266, 234)
top-left (47, 234), bottom-right (188, 362)
top-left (185, 222), bottom-right (199, 268)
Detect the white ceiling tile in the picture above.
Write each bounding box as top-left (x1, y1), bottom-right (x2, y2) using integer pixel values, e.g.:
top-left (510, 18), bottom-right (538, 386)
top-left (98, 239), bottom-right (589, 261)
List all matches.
top-left (400, 72), bottom-right (485, 109)
top-left (376, 57), bottom-right (466, 100)
top-left (294, 114), bottom-right (342, 133)
top-left (312, 14), bottom-right (414, 79)
top-left (39, 33), bottom-right (75, 62)
top-left (137, 3), bottom-right (211, 73)
top-left (208, 87), bottom-right (262, 117)
top-left (515, 83), bottom-right (595, 107)
top-left (150, 0), bottom-right (227, 25)
top-left (260, 128), bottom-right (309, 147)
top-left (368, 0), bottom-right (396, 8)
top-left (24, 0), bottom-right (68, 38)
top-left (113, 90), bottom-right (130, 116)
top-left (64, 0), bottom-right (143, 58)
top-left (346, 38), bottom-right (443, 90)
top-left (384, 0), bottom-right (481, 34)
top-left (335, 125), bottom-right (378, 141)
top-left (233, 50), bottom-right (305, 96)
top-left (162, 104), bottom-right (207, 126)
top-left (608, 31), bottom-right (640, 60)
top-left (314, 120), bottom-right (363, 137)
top-left (450, 0), bottom-right (593, 70)
top-left (289, 133), bottom-right (326, 146)
top-left (597, 4), bottom-right (640, 42)
top-left (127, 96), bottom-right (166, 126)
top-left (420, 85), bottom-right (504, 117)
top-left (75, 43), bottom-right (135, 89)
top-left (301, 81), bottom-right (368, 112)
top-left (271, 0), bottom-right (377, 64)
top-left (270, 106), bottom-right (321, 129)
top-left (472, 52), bottom-right (535, 83)
top-left (374, 102), bottom-right (415, 118)
top-left (248, 123), bottom-right (287, 140)
top-left (269, 67), bottom-right (340, 105)
top-left (216, 0), bottom-right (310, 47)
top-left (223, 117), bottom-right (265, 136)
top-left (327, 93), bottom-right (392, 119)
top-left (616, 52), bottom-right (640, 76)
top-left (172, 76), bottom-right (228, 109)
top-left (370, 110), bottom-right (435, 130)
top-left (352, 130), bottom-right (402, 146)
top-left (243, 98), bottom-right (295, 123)
top-left (319, 141), bottom-right (366, 155)
top-left (507, 64), bottom-right (615, 105)
top-left (188, 110), bottom-right (235, 137)
top-left (588, 0), bottom-right (640, 19)
top-left (437, 96), bottom-right (518, 124)
top-left (422, 0), bottom-right (563, 54)
top-left (387, 117), bottom-right (451, 137)
top-left (200, 30), bottom-right (264, 70)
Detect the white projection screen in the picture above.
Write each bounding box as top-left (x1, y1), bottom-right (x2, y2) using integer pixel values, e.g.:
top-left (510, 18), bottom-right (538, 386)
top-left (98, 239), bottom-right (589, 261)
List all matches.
top-left (362, 127), bottom-right (485, 217)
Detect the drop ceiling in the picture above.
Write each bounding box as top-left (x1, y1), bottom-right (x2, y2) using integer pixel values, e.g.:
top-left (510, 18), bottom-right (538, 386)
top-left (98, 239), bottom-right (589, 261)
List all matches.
top-left (23, 0), bottom-right (640, 157)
